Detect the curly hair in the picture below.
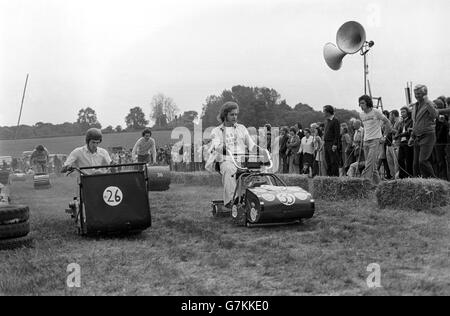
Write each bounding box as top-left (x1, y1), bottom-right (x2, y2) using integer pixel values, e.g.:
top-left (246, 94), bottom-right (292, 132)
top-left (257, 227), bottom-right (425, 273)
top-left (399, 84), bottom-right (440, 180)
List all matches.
top-left (217, 101), bottom-right (239, 123)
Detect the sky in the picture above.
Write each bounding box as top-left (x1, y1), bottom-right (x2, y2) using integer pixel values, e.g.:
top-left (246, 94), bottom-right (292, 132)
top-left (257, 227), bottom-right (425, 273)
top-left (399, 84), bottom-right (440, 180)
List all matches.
top-left (1, 0), bottom-right (449, 127)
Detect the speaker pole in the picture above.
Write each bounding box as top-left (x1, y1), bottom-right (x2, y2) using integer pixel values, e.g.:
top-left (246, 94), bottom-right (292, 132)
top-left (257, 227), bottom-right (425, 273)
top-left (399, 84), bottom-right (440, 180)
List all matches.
top-left (15, 73), bottom-right (29, 140)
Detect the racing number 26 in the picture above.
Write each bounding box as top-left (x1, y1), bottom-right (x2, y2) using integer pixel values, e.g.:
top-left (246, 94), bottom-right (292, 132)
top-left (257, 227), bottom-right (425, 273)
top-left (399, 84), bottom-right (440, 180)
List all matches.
top-left (103, 186), bottom-right (123, 206)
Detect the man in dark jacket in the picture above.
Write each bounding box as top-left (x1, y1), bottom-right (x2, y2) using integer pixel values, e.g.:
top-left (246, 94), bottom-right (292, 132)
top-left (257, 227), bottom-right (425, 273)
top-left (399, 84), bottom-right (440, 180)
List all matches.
top-left (395, 107), bottom-right (414, 178)
top-left (323, 105), bottom-right (341, 176)
top-left (409, 85), bottom-right (439, 178)
top-left (433, 99), bottom-right (449, 180)
top-left (278, 127), bottom-right (290, 174)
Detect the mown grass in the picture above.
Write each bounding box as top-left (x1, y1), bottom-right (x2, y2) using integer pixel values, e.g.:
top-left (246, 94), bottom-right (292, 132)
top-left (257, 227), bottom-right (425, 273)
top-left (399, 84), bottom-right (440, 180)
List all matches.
top-left (0, 175), bottom-right (449, 296)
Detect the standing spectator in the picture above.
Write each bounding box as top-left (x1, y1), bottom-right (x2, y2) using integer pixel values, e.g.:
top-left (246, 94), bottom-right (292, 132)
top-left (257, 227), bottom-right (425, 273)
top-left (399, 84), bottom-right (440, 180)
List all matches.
top-left (323, 105), bottom-right (340, 177)
top-left (286, 127), bottom-right (301, 174)
top-left (278, 127), bottom-right (290, 174)
top-left (298, 128), bottom-right (315, 177)
top-left (377, 110), bottom-right (392, 180)
top-left (386, 110), bottom-right (400, 179)
top-left (359, 95), bottom-right (392, 185)
top-left (265, 124), bottom-right (272, 153)
top-left (409, 85), bottom-right (439, 178)
top-left (311, 123), bottom-right (324, 177)
top-left (433, 99), bottom-right (449, 180)
top-left (340, 123), bottom-right (352, 176)
top-left (395, 107), bottom-right (414, 179)
top-left (296, 123), bottom-right (305, 173)
top-left (53, 155), bottom-right (62, 174)
top-left (132, 128), bottom-right (157, 166)
top-left (30, 145), bottom-right (50, 173)
top-left (352, 119), bottom-right (364, 165)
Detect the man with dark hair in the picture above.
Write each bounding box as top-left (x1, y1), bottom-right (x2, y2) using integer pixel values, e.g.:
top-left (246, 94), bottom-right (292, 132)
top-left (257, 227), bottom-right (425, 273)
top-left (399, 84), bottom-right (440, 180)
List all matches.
top-left (206, 101), bottom-right (257, 208)
top-left (409, 85), bottom-right (439, 178)
top-left (132, 128), bottom-right (157, 165)
top-left (322, 105), bottom-right (340, 176)
top-left (278, 126), bottom-right (290, 174)
top-left (386, 110), bottom-right (400, 179)
top-left (433, 99), bottom-right (449, 180)
top-left (61, 128), bottom-right (112, 175)
top-left (395, 107), bottom-right (414, 178)
top-left (358, 95), bottom-right (392, 184)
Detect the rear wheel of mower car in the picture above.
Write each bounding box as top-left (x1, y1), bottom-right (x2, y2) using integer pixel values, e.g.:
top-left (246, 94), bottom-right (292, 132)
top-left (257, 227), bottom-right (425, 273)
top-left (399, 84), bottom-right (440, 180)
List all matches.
top-left (0, 221), bottom-right (30, 240)
top-left (0, 235), bottom-right (34, 251)
top-left (0, 205), bottom-right (29, 224)
top-left (212, 204), bottom-right (218, 217)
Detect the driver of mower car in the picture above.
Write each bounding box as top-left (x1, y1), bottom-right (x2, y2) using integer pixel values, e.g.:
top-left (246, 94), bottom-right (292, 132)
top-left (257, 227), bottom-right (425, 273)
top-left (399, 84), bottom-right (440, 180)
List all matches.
top-left (206, 101), bottom-right (258, 209)
top-left (61, 128), bottom-right (112, 175)
top-left (30, 145), bottom-right (49, 173)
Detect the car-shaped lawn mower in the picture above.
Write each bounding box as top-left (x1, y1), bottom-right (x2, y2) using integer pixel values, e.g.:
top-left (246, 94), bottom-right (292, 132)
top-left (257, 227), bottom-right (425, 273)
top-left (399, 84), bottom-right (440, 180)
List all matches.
top-left (212, 150), bottom-right (315, 227)
top-left (65, 163), bottom-right (151, 236)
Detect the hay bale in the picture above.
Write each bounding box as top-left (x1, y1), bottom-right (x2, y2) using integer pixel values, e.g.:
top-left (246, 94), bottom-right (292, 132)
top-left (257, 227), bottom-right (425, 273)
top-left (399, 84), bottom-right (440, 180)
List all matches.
top-left (312, 177), bottom-right (374, 201)
top-left (376, 179), bottom-right (450, 211)
top-left (277, 174), bottom-right (310, 191)
top-left (170, 172), bottom-right (222, 187)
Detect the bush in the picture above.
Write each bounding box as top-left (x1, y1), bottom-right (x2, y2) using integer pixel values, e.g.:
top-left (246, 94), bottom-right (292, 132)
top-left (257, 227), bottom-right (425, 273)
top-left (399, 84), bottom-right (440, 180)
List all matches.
top-left (376, 179), bottom-right (450, 211)
top-left (312, 177), bottom-right (374, 201)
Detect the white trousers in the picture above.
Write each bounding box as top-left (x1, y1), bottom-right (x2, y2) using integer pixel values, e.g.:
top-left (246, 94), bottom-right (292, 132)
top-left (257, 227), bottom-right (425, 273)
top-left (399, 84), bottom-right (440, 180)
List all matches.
top-left (220, 161), bottom-right (237, 206)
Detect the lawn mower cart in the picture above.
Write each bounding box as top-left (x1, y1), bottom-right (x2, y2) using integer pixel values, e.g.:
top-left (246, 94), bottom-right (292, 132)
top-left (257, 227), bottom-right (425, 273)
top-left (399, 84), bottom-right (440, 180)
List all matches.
top-left (213, 149), bottom-right (315, 227)
top-left (33, 173), bottom-right (51, 189)
top-left (65, 163), bottom-right (151, 236)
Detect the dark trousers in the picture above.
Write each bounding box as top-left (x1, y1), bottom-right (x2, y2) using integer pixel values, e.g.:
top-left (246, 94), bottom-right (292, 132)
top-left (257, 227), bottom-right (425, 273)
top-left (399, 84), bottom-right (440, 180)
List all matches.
top-left (433, 144), bottom-right (448, 181)
top-left (413, 132), bottom-right (436, 178)
top-left (398, 143), bottom-right (414, 179)
top-left (281, 155), bottom-right (289, 174)
top-left (324, 142), bottom-right (339, 177)
top-left (377, 158), bottom-right (392, 179)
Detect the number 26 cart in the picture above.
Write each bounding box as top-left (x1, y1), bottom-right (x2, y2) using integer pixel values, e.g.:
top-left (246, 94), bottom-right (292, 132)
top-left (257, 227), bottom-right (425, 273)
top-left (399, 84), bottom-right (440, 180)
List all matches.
top-left (65, 163), bottom-right (151, 236)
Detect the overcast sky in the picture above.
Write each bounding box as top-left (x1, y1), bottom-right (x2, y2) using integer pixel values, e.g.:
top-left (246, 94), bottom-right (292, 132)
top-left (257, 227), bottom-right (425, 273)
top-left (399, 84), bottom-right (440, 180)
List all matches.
top-left (1, 0), bottom-right (449, 127)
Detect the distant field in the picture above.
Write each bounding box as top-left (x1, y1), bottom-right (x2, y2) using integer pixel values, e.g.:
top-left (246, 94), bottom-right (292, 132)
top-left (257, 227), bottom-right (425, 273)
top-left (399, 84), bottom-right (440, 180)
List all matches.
top-left (0, 130), bottom-right (175, 157)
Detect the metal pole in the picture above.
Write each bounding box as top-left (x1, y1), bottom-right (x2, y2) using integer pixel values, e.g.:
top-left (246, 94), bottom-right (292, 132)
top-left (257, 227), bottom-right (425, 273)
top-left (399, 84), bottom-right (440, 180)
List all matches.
top-left (15, 74), bottom-right (29, 139)
top-left (364, 53), bottom-right (367, 95)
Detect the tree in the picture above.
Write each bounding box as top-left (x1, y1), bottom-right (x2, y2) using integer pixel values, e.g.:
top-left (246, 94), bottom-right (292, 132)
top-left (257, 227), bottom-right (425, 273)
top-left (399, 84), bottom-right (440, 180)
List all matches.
top-left (180, 111), bottom-right (198, 124)
top-left (115, 125), bottom-right (123, 133)
top-left (150, 93), bottom-right (179, 127)
top-left (125, 107), bottom-right (149, 131)
top-left (102, 125), bottom-right (115, 134)
top-left (76, 107), bottom-right (101, 133)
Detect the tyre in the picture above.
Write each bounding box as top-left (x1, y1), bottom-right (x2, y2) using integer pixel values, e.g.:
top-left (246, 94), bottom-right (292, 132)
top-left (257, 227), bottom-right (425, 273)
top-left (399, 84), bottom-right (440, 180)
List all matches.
top-left (0, 235), bottom-right (34, 251)
top-left (212, 204), bottom-right (218, 217)
top-left (231, 205), bottom-right (247, 226)
top-left (0, 205), bottom-right (29, 224)
top-left (0, 221), bottom-right (30, 240)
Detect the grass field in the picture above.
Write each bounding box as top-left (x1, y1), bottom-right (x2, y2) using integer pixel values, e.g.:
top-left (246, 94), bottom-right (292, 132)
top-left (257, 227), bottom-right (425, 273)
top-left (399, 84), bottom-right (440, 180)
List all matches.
top-left (0, 175), bottom-right (449, 296)
top-left (0, 130), bottom-right (174, 157)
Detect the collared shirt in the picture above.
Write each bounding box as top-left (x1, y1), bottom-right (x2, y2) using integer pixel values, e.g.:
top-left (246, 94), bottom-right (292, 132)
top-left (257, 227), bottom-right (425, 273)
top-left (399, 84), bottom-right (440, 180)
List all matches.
top-left (298, 136), bottom-right (315, 155)
top-left (210, 123), bottom-right (256, 160)
top-left (64, 145), bottom-right (112, 174)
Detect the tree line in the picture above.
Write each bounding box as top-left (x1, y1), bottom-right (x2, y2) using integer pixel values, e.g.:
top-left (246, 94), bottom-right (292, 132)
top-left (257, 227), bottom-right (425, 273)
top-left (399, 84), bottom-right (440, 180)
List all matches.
top-left (0, 86), bottom-right (359, 140)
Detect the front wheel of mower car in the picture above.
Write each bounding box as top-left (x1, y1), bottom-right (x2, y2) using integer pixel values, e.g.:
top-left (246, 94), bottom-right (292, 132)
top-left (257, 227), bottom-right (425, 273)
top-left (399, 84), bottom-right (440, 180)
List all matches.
top-left (0, 221), bottom-right (30, 240)
top-left (0, 205), bottom-right (29, 224)
top-left (212, 204), bottom-right (218, 217)
top-left (0, 235), bottom-right (34, 251)
top-left (231, 205), bottom-right (247, 226)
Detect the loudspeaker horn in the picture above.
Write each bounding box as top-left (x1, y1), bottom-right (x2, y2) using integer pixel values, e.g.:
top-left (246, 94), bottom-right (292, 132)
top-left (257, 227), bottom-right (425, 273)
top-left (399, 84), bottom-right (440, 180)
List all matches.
top-left (323, 42), bottom-right (347, 71)
top-left (336, 21), bottom-right (366, 54)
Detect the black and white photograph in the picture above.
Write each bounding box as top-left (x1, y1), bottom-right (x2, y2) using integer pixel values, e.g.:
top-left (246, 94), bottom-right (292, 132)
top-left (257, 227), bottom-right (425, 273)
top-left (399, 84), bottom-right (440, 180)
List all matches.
top-left (0, 0), bottom-right (449, 299)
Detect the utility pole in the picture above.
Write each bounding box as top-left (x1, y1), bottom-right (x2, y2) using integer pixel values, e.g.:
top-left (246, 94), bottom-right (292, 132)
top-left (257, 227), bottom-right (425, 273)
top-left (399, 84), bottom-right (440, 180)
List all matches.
top-left (15, 74), bottom-right (29, 140)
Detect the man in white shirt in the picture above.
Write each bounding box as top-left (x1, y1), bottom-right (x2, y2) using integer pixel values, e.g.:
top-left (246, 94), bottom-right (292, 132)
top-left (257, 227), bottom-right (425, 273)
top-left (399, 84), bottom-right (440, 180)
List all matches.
top-left (61, 128), bottom-right (112, 175)
top-left (358, 95), bottom-right (392, 184)
top-left (206, 102), bottom-right (256, 208)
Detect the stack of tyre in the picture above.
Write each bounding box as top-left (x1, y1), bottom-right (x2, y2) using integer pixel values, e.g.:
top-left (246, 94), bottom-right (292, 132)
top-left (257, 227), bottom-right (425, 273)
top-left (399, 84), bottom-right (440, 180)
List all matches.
top-left (0, 205), bottom-right (33, 251)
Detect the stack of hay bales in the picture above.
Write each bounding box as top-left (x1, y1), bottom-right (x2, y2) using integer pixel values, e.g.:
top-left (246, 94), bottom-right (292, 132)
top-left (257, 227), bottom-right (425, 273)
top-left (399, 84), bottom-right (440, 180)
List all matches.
top-left (376, 179), bottom-right (449, 211)
top-left (277, 174), bottom-right (310, 191)
top-left (312, 176), bottom-right (374, 201)
top-left (171, 172), bottom-right (222, 187)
